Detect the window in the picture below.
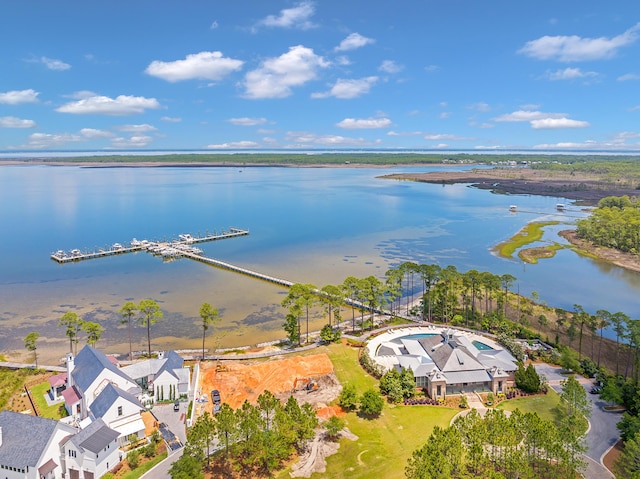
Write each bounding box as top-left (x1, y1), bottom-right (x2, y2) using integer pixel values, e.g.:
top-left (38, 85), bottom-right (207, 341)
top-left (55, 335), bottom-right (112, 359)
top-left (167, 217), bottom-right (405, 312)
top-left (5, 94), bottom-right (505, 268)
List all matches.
top-left (117, 406), bottom-right (123, 416)
top-left (436, 385), bottom-right (441, 396)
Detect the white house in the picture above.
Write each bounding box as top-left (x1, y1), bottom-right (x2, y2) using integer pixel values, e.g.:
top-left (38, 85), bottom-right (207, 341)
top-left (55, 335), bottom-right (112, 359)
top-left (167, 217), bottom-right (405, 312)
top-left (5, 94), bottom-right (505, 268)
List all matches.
top-left (60, 418), bottom-right (120, 479)
top-left (120, 350), bottom-right (191, 402)
top-left (63, 347), bottom-right (141, 421)
top-left (0, 410), bottom-right (76, 479)
top-left (89, 383), bottom-right (145, 445)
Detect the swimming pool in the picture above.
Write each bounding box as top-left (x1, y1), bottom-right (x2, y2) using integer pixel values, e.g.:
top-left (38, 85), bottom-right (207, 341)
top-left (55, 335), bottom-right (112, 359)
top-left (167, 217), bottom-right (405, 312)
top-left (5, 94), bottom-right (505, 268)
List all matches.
top-left (472, 340), bottom-right (494, 350)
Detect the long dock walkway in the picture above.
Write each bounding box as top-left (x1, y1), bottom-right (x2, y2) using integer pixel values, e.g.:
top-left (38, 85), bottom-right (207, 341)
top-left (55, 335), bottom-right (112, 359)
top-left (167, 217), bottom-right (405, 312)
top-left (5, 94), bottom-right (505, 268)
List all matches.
top-left (51, 228), bottom-right (248, 263)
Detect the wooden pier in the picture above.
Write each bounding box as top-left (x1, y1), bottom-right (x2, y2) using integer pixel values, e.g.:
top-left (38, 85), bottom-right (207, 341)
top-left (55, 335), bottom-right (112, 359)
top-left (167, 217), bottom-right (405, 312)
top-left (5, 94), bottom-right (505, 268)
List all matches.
top-left (50, 228), bottom-right (248, 263)
top-left (51, 227), bottom-right (375, 312)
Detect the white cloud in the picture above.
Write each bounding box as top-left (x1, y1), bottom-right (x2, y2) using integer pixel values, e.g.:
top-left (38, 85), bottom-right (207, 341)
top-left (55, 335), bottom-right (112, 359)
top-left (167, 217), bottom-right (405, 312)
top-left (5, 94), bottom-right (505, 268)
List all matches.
top-left (378, 60), bottom-right (403, 74)
top-left (335, 33), bottom-right (375, 51)
top-left (439, 112), bottom-right (451, 119)
top-left (56, 94), bottom-right (161, 115)
top-left (115, 124), bottom-right (157, 133)
top-left (618, 73), bottom-right (640, 81)
top-left (544, 67), bottom-right (598, 80)
top-left (40, 56), bottom-right (71, 71)
top-left (387, 131), bottom-right (422, 136)
top-left (227, 117), bottom-right (268, 126)
top-left (23, 132), bottom-right (84, 149)
top-left (335, 56), bottom-right (351, 66)
top-left (257, 128), bottom-right (276, 134)
top-left (65, 90), bottom-right (97, 100)
top-left (145, 51), bottom-right (243, 82)
top-left (0, 116), bottom-right (36, 128)
top-left (161, 116), bottom-right (182, 122)
top-left (467, 102), bottom-right (490, 112)
top-left (109, 136), bottom-right (153, 148)
top-left (206, 141), bottom-right (260, 149)
top-left (425, 65), bottom-right (439, 72)
top-left (424, 133), bottom-right (472, 141)
top-left (518, 22), bottom-right (640, 61)
top-left (285, 131), bottom-right (379, 146)
top-left (493, 110), bottom-right (565, 122)
top-left (210, 20), bottom-right (219, 30)
top-left (312, 76), bottom-right (377, 99)
top-left (0, 89), bottom-right (39, 104)
top-left (243, 45), bottom-right (328, 99)
top-left (79, 128), bottom-right (114, 139)
top-left (258, 2), bottom-right (315, 30)
top-left (336, 117), bottom-right (392, 129)
top-left (530, 117), bottom-right (590, 129)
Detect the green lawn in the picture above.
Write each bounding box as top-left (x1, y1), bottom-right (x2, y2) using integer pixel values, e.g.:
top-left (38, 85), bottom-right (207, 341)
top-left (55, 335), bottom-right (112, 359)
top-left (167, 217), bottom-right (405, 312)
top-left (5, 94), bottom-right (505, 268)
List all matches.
top-left (30, 381), bottom-right (68, 419)
top-left (496, 389), bottom-right (561, 423)
top-left (120, 452), bottom-right (168, 479)
top-left (275, 343), bottom-right (459, 479)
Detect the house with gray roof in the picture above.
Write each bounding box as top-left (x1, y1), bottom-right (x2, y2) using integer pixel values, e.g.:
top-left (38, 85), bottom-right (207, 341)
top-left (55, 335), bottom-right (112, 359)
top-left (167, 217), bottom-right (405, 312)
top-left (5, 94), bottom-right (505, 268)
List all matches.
top-left (64, 346), bottom-right (140, 422)
top-left (120, 350), bottom-right (190, 402)
top-left (89, 383), bottom-right (145, 444)
top-left (0, 410), bottom-right (76, 479)
top-left (60, 418), bottom-right (120, 479)
top-left (367, 326), bottom-right (518, 399)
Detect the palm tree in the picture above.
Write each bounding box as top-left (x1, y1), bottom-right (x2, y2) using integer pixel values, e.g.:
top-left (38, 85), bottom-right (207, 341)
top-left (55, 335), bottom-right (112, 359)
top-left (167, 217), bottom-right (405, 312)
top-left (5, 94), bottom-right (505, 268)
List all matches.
top-left (500, 274), bottom-right (516, 319)
top-left (199, 302), bottom-right (220, 360)
top-left (341, 276), bottom-right (360, 333)
top-left (58, 311), bottom-right (83, 354)
top-left (419, 264), bottom-right (441, 322)
top-left (138, 299), bottom-right (163, 357)
top-left (595, 309), bottom-right (611, 367)
top-left (83, 321), bottom-right (105, 347)
top-left (24, 332), bottom-right (39, 368)
top-left (119, 301), bottom-right (138, 360)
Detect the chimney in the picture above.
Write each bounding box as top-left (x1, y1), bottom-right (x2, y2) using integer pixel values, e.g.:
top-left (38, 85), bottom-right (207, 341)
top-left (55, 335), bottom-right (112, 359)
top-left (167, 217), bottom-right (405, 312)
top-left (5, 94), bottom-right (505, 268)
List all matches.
top-left (66, 352), bottom-right (75, 388)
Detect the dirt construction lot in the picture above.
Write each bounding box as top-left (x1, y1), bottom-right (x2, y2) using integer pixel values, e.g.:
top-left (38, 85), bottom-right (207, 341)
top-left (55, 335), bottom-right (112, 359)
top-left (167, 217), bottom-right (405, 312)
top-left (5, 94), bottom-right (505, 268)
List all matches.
top-left (198, 353), bottom-right (340, 414)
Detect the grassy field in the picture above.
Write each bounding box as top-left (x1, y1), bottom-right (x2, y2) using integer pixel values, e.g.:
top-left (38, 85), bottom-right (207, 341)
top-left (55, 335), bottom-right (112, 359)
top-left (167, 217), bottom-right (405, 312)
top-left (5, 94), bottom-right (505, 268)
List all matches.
top-left (0, 367), bottom-right (44, 411)
top-left (274, 343), bottom-right (459, 479)
top-left (119, 452), bottom-right (168, 479)
top-left (30, 381), bottom-right (67, 419)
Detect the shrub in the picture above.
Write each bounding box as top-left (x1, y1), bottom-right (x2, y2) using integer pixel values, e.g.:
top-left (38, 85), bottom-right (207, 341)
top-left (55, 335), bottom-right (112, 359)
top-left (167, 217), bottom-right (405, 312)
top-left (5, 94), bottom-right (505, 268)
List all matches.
top-left (338, 383), bottom-right (358, 411)
top-left (325, 415), bottom-right (345, 440)
top-left (359, 389), bottom-right (384, 417)
top-left (127, 449), bottom-right (140, 469)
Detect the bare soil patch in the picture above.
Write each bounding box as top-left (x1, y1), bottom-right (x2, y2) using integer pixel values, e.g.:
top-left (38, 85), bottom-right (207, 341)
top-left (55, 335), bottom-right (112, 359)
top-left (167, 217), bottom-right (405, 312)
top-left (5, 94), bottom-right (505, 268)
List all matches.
top-left (199, 353), bottom-right (337, 412)
top-left (602, 439), bottom-right (622, 476)
top-left (383, 168), bottom-right (639, 205)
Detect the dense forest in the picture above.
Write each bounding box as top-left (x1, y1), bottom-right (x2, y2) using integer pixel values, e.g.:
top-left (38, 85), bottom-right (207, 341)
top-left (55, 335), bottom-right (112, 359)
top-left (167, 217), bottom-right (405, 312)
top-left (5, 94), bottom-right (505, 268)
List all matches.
top-left (576, 195), bottom-right (640, 253)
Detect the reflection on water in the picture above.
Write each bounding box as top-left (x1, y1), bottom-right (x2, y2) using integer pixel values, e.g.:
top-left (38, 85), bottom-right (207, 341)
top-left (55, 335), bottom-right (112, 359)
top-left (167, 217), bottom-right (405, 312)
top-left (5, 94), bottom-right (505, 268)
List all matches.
top-left (1, 165), bottom-right (639, 363)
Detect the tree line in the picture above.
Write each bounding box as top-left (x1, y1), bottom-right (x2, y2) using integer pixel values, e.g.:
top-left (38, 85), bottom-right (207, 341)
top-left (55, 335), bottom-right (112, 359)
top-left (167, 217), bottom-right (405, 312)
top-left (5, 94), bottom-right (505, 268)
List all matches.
top-left (576, 195), bottom-right (640, 254)
top-left (406, 375), bottom-right (589, 479)
top-left (170, 391), bottom-right (319, 478)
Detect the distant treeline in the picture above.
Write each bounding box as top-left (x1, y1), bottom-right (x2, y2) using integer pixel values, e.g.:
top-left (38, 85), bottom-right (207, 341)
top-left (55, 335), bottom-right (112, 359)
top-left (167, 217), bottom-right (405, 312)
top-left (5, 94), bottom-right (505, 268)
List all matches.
top-left (16, 152), bottom-right (640, 167)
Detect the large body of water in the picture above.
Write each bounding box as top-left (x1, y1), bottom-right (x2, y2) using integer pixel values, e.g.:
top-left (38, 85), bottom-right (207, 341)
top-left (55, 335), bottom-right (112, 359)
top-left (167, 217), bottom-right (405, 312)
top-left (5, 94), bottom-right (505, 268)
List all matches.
top-left (2, 165), bottom-right (639, 363)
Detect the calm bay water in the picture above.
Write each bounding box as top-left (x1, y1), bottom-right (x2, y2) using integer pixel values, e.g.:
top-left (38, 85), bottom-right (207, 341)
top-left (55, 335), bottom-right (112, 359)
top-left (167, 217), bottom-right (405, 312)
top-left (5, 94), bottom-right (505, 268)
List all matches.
top-left (1, 165), bottom-right (639, 363)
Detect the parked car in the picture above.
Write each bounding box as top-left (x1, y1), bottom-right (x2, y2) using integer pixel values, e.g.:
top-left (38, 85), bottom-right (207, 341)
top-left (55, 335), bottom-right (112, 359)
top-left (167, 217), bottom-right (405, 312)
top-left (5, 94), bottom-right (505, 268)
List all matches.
top-left (211, 389), bottom-right (221, 405)
top-left (589, 386), bottom-right (601, 394)
top-left (174, 400), bottom-right (180, 411)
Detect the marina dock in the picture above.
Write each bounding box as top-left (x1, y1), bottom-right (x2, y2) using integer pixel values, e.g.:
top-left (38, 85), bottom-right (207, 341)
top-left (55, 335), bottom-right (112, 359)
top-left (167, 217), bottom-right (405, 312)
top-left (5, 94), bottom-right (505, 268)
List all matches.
top-left (51, 227), bottom-right (373, 312)
top-left (50, 228), bottom-right (249, 263)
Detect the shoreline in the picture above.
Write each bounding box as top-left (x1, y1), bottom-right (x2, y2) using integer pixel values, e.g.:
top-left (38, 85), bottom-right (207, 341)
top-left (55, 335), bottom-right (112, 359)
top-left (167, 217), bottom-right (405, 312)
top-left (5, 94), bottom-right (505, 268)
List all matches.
top-left (559, 230), bottom-right (640, 274)
top-left (382, 168), bottom-right (640, 206)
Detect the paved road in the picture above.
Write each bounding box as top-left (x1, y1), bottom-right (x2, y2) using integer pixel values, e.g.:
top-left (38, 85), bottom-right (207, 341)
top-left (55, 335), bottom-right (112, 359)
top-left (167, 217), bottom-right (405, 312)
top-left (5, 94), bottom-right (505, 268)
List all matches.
top-left (153, 403), bottom-right (187, 445)
top-left (535, 363), bottom-right (619, 479)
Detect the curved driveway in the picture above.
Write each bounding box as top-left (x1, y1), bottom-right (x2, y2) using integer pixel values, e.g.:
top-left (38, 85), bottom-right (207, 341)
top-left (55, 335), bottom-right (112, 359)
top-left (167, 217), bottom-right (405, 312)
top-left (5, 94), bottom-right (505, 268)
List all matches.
top-left (535, 363), bottom-right (620, 479)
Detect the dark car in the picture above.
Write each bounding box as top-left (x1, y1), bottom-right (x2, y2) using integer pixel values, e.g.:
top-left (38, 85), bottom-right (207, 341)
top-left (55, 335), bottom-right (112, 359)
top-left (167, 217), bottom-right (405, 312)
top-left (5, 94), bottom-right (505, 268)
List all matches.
top-left (589, 386), bottom-right (601, 394)
top-left (173, 400), bottom-right (180, 411)
top-left (211, 389), bottom-right (221, 405)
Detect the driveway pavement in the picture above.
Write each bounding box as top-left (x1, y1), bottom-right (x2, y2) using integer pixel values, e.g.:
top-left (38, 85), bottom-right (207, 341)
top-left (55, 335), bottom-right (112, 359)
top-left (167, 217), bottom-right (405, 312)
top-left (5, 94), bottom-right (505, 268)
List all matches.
top-left (534, 363), bottom-right (620, 479)
top-left (152, 403), bottom-right (187, 445)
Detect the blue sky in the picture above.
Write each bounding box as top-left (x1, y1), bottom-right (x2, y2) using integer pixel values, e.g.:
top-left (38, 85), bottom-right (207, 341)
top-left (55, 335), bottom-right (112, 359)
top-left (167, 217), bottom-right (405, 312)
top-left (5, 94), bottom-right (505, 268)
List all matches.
top-left (1, 1), bottom-right (639, 152)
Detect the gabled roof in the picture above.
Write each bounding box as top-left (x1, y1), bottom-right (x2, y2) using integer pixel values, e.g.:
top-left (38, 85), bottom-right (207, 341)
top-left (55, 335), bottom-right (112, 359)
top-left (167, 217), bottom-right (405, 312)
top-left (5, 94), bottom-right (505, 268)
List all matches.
top-left (0, 411), bottom-right (73, 468)
top-left (91, 382), bottom-right (143, 419)
top-left (72, 345), bottom-right (133, 393)
top-left (48, 372), bottom-right (67, 388)
top-left (67, 418), bottom-right (119, 454)
top-left (156, 350), bottom-right (183, 380)
top-left (120, 350), bottom-right (184, 382)
top-left (419, 335), bottom-right (486, 372)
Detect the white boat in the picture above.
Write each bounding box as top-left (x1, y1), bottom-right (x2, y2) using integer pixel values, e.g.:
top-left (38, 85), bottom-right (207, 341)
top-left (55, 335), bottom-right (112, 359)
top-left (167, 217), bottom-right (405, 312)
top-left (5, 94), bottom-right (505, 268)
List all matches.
top-left (131, 238), bottom-right (142, 247)
top-left (178, 233), bottom-right (194, 243)
top-left (70, 249), bottom-right (82, 256)
top-left (509, 205), bottom-right (517, 212)
top-left (556, 203), bottom-right (566, 211)
top-left (112, 243), bottom-right (124, 250)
